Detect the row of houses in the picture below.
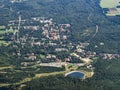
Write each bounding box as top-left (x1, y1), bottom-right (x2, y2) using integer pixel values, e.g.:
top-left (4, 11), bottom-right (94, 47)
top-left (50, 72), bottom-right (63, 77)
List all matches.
top-left (101, 53), bottom-right (120, 60)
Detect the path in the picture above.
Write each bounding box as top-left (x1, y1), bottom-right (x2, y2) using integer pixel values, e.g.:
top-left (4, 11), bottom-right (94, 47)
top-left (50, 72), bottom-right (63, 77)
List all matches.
top-left (87, 25), bottom-right (99, 42)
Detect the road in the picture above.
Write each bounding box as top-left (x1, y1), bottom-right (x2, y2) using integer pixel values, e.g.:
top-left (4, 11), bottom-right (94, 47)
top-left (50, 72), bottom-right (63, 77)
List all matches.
top-left (87, 25), bottom-right (99, 42)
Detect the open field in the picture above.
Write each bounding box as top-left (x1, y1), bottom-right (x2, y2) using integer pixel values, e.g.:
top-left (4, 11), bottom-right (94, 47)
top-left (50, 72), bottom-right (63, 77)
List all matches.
top-left (0, 64), bottom-right (93, 87)
top-left (0, 36), bottom-right (4, 39)
top-left (0, 29), bottom-right (14, 35)
top-left (0, 66), bottom-right (14, 70)
top-left (0, 26), bottom-right (5, 29)
top-left (0, 40), bottom-right (11, 46)
top-left (100, 0), bottom-right (120, 16)
top-left (100, 0), bottom-right (120, 8)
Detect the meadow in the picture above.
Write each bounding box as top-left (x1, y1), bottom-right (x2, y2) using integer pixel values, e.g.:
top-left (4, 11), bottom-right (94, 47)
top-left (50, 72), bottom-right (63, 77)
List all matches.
top-left (0, 26), bottom-right (14, 35)
top-left (100, 0), bottom-right (120, 8)
top-left (100, 0), bottom-right (120, 16)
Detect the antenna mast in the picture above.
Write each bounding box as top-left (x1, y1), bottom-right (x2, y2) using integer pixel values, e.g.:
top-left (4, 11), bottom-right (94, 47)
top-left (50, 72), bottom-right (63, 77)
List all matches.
top-left (17, 15), bottom-right (21, 42)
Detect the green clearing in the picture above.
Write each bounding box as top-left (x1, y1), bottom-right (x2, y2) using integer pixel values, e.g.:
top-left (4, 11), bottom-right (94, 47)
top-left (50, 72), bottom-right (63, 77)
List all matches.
top-left (0, 41), bottom-right (11, 46)
top-left (100, 0), bottom-right (120, 16)
top-left (0, 36), bottom-right (4, 39)
top-left (0, 29), bottom-right (14, 35)
top-left (39, 54), bottom-right (45, 58)
top-left (0, 27), bottom-right (13, 45)
top-left (0, 66), bottom-right (14, 70)
top-left (0, 27), bottom-right (14, 35)
top-left (0, 65), bottom-right (92, 87)
top-left (106, 10), bottom-right (120, 16)
top-left (100, 0), bottom-right (120, 8)
top-left (0, 26), bottom-right (5, 29)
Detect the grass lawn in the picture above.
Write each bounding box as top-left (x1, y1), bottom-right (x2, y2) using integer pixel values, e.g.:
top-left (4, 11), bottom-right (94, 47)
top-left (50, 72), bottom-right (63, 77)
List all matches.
top-left (100, 0), bottom-right (120, 16)
top-left (0, 40), bottom-right (11, 46)
top-left (0, 66), bottom-right (14, 70)
top-left (0, 36), bottom-right (4, 39)
top-left (0, 64), bottom-right (93, 87)
top-left (39, 54), bottom-right (45, 58)
top-left (100, 0), bottom-right (120, 8)
top-left (0, 28), bottom-right (14, 35)
top-left (0, 26), bottom-right (5, 29)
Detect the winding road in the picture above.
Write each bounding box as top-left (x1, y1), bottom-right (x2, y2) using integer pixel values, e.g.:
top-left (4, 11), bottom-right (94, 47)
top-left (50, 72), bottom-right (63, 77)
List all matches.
top-left (87, 25), bottom-right (99, 42)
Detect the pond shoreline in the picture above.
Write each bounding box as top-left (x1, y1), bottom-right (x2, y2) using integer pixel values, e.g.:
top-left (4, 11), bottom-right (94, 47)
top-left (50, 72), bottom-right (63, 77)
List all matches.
top-left (65, 71), bottom-right (86, 79)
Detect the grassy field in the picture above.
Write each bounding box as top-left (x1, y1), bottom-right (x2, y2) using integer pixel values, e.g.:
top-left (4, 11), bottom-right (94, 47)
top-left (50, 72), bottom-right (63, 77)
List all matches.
top-left (0, 41), bottom-right (11, 46)
top-left (100, 0), bottom-right (120, 8)
top-left (0, 29), bottom-right (14, 35)
top-left (100, 0), bottom-right (120, 16)
top-left (0, 64), bottom-right (93, 87)
top-left (0, 26), bottom-right (5, 29)
top-left (0, 36), bottom-right (4, 39)
top-left (0, 28), bottom-right (13, 45)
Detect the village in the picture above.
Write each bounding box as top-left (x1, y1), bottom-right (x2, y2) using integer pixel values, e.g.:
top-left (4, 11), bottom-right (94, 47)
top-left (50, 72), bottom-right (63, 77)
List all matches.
top-left (7, 17), bottom-right (93, 67)
top-left (0, 16), bottom-right (119, 71)
top-left (0, 16), bottom-right (100, 87)
top-left (0, 16), bottom-right (120, 82)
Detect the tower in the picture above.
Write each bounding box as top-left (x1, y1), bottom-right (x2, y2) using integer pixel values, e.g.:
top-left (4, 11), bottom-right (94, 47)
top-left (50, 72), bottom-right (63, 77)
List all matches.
top-left (13, 15), bottom-right (21, 42)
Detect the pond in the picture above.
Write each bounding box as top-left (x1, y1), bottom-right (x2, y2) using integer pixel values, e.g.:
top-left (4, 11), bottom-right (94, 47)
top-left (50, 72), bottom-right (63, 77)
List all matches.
top-left (65, 71), bottom-right (85, 79)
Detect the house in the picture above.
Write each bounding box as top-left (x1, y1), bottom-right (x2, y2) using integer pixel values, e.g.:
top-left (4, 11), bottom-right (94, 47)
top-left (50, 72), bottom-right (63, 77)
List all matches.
top-left (55, 48), bottom-right (68, 52)
top-left (24, 53), bottom-right (37, 60)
